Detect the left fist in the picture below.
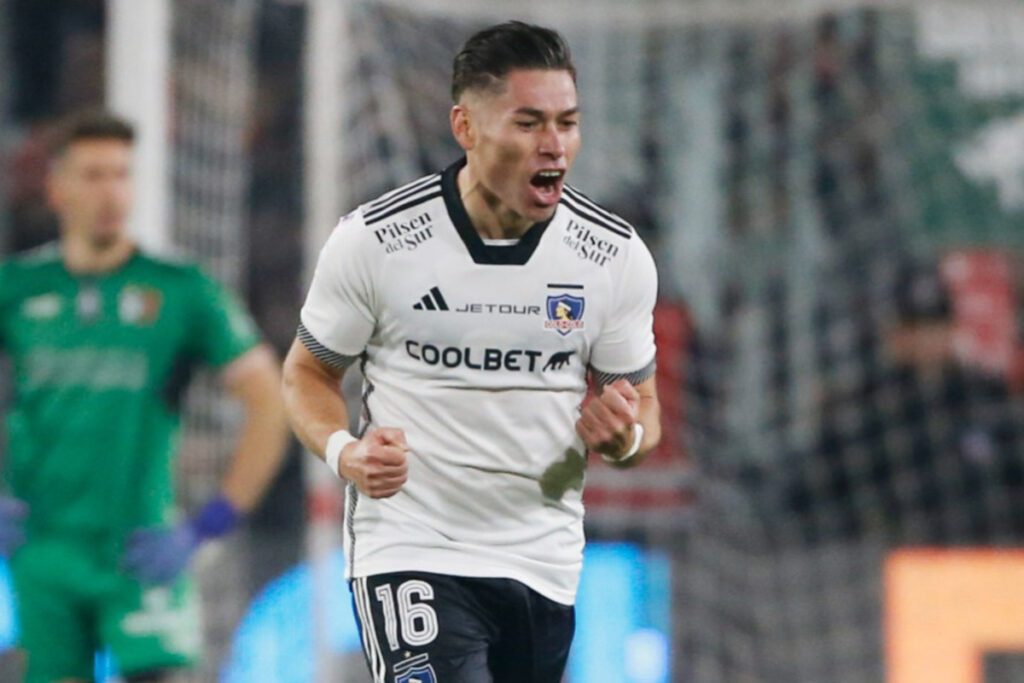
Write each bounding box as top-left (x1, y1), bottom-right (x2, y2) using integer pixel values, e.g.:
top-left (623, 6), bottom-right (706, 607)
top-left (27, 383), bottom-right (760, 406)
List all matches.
top-left (576, 378), bottom-right (639, 460)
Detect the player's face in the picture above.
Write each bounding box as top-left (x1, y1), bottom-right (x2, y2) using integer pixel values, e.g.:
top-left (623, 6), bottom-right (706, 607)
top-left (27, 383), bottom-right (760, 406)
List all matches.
top-left (462, 68), bottom-right (580, 223)
top-left (48, 138), bottom-right (133, 248)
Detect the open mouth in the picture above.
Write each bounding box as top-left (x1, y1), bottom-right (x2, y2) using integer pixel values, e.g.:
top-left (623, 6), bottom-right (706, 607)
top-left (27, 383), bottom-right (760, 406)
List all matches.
top-left (529, 169), bottom-right (565, 205)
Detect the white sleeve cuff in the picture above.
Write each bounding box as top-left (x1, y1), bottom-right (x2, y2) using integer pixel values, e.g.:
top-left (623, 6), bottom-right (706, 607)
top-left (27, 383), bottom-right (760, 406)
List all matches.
top-left (325, 429), bottom-right (358, 479)
top-left (601, 423), bottom-right (644, 464)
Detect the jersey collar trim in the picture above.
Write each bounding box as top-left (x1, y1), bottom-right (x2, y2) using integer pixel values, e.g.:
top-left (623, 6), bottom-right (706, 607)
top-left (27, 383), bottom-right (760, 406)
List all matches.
top-left (441, 158), bottom-right (554, 266)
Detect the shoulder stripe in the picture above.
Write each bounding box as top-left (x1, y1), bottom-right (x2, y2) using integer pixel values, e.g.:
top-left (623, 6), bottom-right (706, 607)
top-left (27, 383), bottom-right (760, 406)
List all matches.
top-left (297, 324), bottom-right (360, 370)
top-left (365, 173), bottom-right (439, 211)
top-left (560, 194), bottom-right (632, 239)
top-left (363, 190), bottom-right (443, 226)
top-left (363, 176), bottom-right (441, 221)
top-left (564, 186), bottom-right (634, 233)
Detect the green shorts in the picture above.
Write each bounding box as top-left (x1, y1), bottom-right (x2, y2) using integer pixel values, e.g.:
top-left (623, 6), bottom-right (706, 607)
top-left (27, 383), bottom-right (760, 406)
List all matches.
top-left (10, 535), bottom-right (199, 682)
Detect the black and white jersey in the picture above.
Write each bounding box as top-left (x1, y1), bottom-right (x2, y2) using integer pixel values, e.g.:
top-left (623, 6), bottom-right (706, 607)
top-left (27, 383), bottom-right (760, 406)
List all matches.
top-left (300, 159), bottom-right (657, 605)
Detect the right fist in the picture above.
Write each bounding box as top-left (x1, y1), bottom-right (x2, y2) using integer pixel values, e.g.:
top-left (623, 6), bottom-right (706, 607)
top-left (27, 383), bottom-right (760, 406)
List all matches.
top-left (338, 427), bottom-right (409, 498)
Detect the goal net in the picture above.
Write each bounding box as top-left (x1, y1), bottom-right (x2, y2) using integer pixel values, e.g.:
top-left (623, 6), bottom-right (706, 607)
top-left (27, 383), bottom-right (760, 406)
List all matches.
top-left (307, 1), bottom-right (1024, 681)
top-left (169, 0), bottom-right (260, 676)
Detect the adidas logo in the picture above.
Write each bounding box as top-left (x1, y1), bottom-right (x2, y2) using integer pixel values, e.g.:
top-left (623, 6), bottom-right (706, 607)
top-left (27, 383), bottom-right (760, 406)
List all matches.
top-left (412, 286), bottom-right (449, 311)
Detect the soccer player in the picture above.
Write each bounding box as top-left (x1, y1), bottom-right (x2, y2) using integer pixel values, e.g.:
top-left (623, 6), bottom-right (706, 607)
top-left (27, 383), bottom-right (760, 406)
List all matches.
top-left (0, 110), bottom-right (289, 682)
top-left (283, 21), bottom-right (660, 682)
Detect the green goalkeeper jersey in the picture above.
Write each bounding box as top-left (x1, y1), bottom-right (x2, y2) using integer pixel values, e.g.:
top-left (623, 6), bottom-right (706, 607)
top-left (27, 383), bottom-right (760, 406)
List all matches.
top-left (0, 244), bottom-right (259, 538)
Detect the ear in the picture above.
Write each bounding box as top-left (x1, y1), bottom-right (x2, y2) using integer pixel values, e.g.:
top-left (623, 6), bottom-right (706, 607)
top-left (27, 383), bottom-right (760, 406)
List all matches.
top-left (450, 104), bottom-right (474, 152)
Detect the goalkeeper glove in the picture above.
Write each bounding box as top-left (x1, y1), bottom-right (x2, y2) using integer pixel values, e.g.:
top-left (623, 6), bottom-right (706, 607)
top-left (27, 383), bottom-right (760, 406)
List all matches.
top-left (123, 495), bottom-right (240, 585)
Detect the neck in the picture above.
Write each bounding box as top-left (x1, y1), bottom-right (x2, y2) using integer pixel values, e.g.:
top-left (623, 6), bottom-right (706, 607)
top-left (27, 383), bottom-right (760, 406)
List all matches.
top-left (61, 231), bottom-right (136, 274)
top-left (457, 165), bottom-right (532, 240)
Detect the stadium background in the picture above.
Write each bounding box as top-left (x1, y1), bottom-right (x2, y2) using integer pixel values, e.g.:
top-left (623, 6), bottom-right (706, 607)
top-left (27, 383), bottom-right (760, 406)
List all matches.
top-left (2, 0), bottom-right (1024, 681)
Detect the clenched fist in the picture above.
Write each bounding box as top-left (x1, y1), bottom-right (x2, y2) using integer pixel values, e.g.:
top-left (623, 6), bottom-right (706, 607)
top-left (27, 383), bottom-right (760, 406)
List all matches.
top-left (338, 427), bottom-right (409, 498)
top-left (575, 378), bottom-right (640, 461)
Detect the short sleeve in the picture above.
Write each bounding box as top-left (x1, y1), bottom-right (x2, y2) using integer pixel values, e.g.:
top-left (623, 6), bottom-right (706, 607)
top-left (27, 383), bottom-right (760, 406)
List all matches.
top-left (190, 267), bottom-right (261, 367)
top-left (589, 238), bottom-right (659, 385)
top-left (298, 211), bottom-right (377, 369)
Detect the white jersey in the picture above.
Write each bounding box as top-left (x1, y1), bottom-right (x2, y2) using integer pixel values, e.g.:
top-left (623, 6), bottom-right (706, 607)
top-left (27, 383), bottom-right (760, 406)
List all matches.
top-left (300, 159), bottom-right (657, 604)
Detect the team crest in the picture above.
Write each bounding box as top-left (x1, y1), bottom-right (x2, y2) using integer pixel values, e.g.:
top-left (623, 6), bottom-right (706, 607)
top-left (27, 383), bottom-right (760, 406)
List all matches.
top-left (544, 294), bottom-right (585, 336)
top-left (395, 664), bottom-right (437, 683)
top-left (118, 286), bottom-right (162, 325)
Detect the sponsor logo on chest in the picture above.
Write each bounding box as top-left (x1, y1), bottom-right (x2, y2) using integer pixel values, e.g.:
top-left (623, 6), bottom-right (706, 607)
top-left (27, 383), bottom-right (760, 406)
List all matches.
top-left (21, 293), bottom-right (62, 320)
top-left (411, 284), bottom-right (585, 335)
top-left (404, 340), bottom-right (576, 374)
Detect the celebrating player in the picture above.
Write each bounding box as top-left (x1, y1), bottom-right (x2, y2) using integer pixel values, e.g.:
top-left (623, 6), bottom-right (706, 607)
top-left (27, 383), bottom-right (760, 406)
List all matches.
top-left (0, 110), bottom-right (289, 682)
top-left (283, 21), bottom-right (660, 682)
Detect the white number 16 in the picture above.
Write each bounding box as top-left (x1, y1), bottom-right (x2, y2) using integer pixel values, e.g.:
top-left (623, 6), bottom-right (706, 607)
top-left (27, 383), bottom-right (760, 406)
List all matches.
top-left (374, 579), bottom-right (439, 650)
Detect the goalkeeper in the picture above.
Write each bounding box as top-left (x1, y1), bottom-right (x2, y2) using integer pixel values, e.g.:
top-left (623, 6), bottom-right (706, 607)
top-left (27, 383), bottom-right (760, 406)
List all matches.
top-left (0, 110), bottom-right (289, 682)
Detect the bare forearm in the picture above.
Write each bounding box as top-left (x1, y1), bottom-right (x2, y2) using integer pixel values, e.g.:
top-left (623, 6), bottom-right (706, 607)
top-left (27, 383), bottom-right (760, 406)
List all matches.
top-left (635, 392), bottom-right (662, 459)
top-left (283, 365), bottom-right (350, 458)
top-left (282, 339), bottom-right (351, 461)
top-left (218, 345), bottom-right (290, 511)
top-left (220, 390), bottom-right (290, 511)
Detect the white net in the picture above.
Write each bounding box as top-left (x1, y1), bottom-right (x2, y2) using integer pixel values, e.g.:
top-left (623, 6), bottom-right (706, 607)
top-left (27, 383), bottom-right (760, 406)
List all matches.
top-left (172, 0), bottom-right (258, 501)
top-left (314, 1), bottom-right (1024, 681)
top-left (169, 0), bottom-right (260, 675)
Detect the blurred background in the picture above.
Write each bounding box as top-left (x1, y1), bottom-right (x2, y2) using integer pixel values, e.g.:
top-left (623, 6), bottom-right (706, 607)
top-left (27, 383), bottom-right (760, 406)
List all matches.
top-left (2, 0), bottom-right (1024, 681)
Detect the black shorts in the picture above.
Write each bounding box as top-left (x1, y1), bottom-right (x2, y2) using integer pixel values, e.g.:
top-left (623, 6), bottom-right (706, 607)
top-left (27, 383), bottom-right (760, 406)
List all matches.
top-left (349, 571), bottom-right (575, 683)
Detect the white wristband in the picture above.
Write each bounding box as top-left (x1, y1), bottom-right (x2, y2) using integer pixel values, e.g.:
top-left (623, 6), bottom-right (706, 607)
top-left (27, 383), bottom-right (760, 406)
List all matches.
top-left (325, 429), bottom-right (358, 479)
top-left (601, 423), bottom-right (645, 464)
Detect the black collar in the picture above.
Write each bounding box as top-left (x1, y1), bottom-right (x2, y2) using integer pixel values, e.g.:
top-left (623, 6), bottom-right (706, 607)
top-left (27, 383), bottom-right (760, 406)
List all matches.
top-left (441, 158), bottom-right (554, 266)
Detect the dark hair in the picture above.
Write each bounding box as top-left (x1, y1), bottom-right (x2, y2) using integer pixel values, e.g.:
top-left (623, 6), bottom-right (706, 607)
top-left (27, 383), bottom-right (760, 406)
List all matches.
top-left (50, 109), bottom-right (135, 158)
top-left (451, 21), bottom-right (576, 102)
